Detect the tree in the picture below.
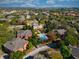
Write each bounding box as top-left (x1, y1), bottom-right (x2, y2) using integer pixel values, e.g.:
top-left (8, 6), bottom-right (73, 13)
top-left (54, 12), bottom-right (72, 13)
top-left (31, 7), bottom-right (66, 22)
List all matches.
top-left (65, 28), bottom-right (79, 46)
top-left (60, 41), bottom-right (72, 59)
top-left (10, 18), bottom-right (18, 25)
top-left (28, 42), bottom-right (34, 49)
top-left (47, 32), bottom-right (57, 41)
top-left (65, 34), bottom-right (78, 46)
top-left (10, 51), bottom-right (25, 59)
top-left (45, 20), bottom-right (58, 32)
top-left (10, 16), bottom-right (20, 25)
top-left (0, 22), bottom-right (15, 48)
top-left (28, 36), bottom-right (41, 47)
top-left (23, 25), bottom-right (32, 30)
top-left (28, 30), bottom-right (41, 47)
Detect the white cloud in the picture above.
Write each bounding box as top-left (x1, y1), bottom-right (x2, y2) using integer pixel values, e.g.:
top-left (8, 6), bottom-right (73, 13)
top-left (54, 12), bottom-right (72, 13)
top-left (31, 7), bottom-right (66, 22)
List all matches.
top-left (0, 0), bottom-right (79, 7)
top-left (59, 0), bottom-right (64, 1)
top-left (59, 0), bottom-right (76, 2)
top-left (21, 3), bottom-right (36, 7)
top-left (0, 0), bottom-right (37, 7)
top-left (46, 0), bottom-right (55, 4)
top-left (0, 0), bottom-right (35, 2)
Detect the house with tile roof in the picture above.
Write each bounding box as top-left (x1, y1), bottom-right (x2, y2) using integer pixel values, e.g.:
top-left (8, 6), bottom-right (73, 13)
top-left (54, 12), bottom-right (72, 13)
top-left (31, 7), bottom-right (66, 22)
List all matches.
top-left (17, 30), bottom-right (32, 39)
top-left (4, 38), bottom-right (28, 52)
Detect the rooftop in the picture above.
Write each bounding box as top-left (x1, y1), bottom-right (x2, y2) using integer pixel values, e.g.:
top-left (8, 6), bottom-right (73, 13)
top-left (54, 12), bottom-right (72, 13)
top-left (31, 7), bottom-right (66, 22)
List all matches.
top-left (4, 38), bottom-right (28, 51)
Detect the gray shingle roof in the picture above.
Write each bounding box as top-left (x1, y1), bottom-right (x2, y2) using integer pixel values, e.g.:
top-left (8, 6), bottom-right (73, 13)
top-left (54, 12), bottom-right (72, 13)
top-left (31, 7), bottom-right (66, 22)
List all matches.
top-left (57, 29), bottom-right (66, 35)
top-left (17, 30), bottom-right (32, 35)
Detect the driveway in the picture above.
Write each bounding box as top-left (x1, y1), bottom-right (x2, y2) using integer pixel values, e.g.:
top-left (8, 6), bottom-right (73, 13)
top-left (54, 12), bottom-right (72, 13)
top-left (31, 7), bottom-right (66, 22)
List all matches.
top-left (0, 54), bottom-right (9, 59)
top-left (23, 44), bottom-right (60, 59)
top-left (23, 46), bottom-right (50, 59)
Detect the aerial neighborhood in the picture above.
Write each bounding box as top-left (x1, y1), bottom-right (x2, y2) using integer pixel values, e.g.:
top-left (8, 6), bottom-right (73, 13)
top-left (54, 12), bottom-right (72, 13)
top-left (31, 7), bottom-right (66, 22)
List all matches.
top-left (0, 8), bottom-right (79, 59)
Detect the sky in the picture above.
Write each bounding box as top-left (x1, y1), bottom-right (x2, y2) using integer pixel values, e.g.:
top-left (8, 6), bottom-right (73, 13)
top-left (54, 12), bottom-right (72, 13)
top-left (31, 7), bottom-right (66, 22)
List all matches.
top-left (0, 0), bottom-right (79, 7)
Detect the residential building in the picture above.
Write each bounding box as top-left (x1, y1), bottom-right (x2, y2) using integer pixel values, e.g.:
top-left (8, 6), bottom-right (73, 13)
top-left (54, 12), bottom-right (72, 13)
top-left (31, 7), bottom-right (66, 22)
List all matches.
top-left (57, 29), bottom-right (66, 35)
top-left (17, 30), bottom-right (32, 39)
top-left (4, 38), bottom-right (28, 52)
top-left (0, 18), bottom-right (9, 22)
top-left (32, 21), bottom-right (44, 30)
top-left (8, 25), bottom-right (24, 30)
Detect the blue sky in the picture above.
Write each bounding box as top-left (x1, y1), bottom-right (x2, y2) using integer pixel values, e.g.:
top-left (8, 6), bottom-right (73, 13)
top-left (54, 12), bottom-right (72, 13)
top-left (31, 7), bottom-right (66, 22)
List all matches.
top-left (0, 0), bottom-right (79, 7)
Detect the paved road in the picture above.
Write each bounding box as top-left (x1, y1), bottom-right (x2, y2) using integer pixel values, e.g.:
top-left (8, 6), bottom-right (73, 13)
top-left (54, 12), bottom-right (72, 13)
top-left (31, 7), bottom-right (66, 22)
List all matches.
top-left (23, 46), bottom-right (53, 59)
top-left (69, 46), bottom-right (79, 59)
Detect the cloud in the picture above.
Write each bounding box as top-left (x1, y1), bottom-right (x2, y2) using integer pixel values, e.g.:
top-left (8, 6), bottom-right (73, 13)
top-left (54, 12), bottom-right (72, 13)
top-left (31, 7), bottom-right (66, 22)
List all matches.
top-left (20, 3), bottom-right (36, 7)
top-left (0, 0), bottom-right (36, 7)
top-left (0, 0), bottom-right (34, 2)
top-left (46, 0), bottom-right (56, 5)
top-left (59, 0), bottom-right (65, 1)
top-left (46, 0), bottom-right (55, 4)
top-left (0, 0), bottom-right (79, 7)
top-left (59, 0), bottom-right (71, 1)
